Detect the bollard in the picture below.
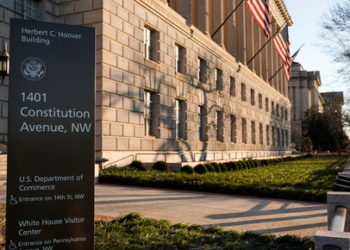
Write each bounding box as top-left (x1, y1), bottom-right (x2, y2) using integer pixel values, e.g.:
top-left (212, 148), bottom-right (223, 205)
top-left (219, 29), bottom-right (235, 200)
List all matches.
top-left (329, 206), bottom-right (347, 232)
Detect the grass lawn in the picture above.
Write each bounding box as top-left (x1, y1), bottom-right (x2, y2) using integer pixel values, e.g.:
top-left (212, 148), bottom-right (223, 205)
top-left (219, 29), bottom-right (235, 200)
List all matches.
top-left (99, 155), bottom-right (347, 202)
top-left (94, 213), bottom-right (314, 250)
top-left (0, 155), bottom-right (346, 249)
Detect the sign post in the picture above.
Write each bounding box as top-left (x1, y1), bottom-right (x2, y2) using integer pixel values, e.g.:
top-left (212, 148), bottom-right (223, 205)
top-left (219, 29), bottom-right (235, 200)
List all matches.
top-left (6, 19), bottom-right (95, 249)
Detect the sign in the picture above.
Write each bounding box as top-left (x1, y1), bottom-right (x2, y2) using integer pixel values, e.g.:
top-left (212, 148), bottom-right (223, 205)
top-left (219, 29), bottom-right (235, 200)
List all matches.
top-left (6, 19), bottom-right (95, 249)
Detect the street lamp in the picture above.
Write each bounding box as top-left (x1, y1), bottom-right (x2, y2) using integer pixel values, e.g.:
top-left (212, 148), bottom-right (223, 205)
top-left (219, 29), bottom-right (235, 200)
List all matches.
top-left (0, 40), bottom-right (9, 79)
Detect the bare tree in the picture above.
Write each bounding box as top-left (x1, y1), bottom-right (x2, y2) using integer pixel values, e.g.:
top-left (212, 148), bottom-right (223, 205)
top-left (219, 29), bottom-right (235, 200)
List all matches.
top-left (320, 0), bottom-right (350, 79)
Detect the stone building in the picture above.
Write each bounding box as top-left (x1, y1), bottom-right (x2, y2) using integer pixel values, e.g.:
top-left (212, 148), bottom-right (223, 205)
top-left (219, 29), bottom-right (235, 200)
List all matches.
top-left (288, 62), bottom-right (324, 149)
top-left (288, 62), bottom-right (345, 151)
top-left (0, 0), bottom-right (293, 167)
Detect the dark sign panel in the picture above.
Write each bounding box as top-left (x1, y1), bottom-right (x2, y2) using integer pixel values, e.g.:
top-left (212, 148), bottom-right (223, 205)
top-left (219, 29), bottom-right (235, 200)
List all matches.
top-left (7, 19), bottom-right (95, 249)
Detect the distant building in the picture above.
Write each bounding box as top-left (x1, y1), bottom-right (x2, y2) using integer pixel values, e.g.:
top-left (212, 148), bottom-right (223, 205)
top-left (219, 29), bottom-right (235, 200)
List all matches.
top-left (321, 91), bottom-right (344, 115)
top-left (289, 62), bottom-right (344, 150)
top-left (0, 0), bottom-right (293, 167)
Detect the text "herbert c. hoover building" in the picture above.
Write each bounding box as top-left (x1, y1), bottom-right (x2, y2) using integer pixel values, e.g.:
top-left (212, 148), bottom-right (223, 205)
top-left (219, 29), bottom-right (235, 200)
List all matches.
top-left (0, 0), bottom-right (293, 168)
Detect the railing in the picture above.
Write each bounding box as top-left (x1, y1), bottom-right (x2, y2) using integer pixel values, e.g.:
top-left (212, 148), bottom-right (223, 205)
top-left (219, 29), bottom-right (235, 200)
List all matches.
top-left (134, 151), bottom-right (289, 164)
top-left (98, 150), bottom-right (293, 169)
top-left (101, 154), bottom-right (135, 168)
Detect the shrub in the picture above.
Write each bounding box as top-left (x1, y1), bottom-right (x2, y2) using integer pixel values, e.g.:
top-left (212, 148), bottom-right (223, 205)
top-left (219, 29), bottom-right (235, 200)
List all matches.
top-left (285, 156), bottom-right (294, 162)
top-left (305, 153), bottom-right (313, 158)
top-left (152, 161), bottom-right (170, 172)
top-left (246, 160), bottom-right (254, 168)
top-left (211, 162), bottom-right (221, 172)
top-left (129, 160), bottom-right (145, 171)
top-left (205, 163), bottom-right (216, 172)
top-left (224, 162), bottom-right (234, 171)
top-left (194, 164), bottom-right (208, 174)
top-left (253, 160), bottom-right (261, 168)
top-left (180, 165), bottom-right (194, 174)
top-left (238, 161), bottom-right (247, 169)
top-left (235, 161), bottom-right (243, 170)
top-left (260, 160), bottom-right (269, 166)
top-left (219, 163), bottom-right (228, 172)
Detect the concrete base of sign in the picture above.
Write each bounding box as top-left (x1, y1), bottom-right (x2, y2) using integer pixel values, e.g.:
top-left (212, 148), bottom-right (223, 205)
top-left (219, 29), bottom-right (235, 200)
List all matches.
top-left (315, 230), bottom-right (350, 250)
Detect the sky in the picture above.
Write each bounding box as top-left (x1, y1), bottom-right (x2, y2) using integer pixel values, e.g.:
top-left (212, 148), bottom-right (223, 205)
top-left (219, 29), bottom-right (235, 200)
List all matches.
top-left (284, 0), bottom-right (346, 94)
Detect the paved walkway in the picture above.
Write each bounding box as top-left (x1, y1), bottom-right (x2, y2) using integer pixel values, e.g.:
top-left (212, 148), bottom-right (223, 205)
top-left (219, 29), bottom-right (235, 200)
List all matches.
top-left (95, 184), bottom-right (328, 238)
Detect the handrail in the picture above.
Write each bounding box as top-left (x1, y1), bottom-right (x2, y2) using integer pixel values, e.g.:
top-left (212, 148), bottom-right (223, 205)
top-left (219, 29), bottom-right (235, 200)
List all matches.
top-left (329, 206), bottom-right (347, 232)
top-left (134, 151), bottom-right (289, 164)
top-left (135, 152), bottom-right (185, 163)
top-left (102, 154), bottom-right (135, 168)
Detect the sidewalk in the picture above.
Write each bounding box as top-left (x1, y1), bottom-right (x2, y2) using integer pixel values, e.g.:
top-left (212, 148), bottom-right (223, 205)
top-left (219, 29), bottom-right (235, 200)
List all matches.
top-left (95, 184), bottom-right (328, 238)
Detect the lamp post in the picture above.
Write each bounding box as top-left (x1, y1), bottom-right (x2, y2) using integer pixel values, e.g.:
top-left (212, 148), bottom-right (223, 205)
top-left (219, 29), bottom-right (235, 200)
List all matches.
top-left (0, 40), bottom-right (9, 79)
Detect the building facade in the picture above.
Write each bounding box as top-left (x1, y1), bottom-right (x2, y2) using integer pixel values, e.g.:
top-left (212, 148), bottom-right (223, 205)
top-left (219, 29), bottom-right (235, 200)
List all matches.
top-left (288, 62), bottom-right (324, 150)
top-left (0, 0), bottom-right (293, 167)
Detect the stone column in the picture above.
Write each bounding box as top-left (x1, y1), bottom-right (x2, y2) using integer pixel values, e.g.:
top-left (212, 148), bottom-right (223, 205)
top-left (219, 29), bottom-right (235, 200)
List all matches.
top-left (211, 0), bottom-right (225, 47)
top-left (261, 31), bottom-right (268, 81)
top-left (300, 82), bottom-right (309, 118)
top-left (289, 86), bottom-right (295, 120)
top-left (196, 0), bottom-right (210, 35)
top-left (246, 9), bottom-right (254, 69)
top-left (295, 84), bottom-right (301, 120)
top-left (253, 23), bottom-right (262, 76)
top-left (176, 0), bottom-right (190, 20)
top-left (236, 0), bottom-right (246, 63)
top-left (224, 0), bottom-right (236, 56)
top-left (267, 31), bottom-right (273, 85)
top-left (271, 24), bottom-right (278, 88)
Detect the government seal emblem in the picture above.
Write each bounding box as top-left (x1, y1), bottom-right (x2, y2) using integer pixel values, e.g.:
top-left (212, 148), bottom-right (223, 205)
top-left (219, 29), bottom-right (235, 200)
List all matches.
top-left (21, 57), bottom-right (46, 81)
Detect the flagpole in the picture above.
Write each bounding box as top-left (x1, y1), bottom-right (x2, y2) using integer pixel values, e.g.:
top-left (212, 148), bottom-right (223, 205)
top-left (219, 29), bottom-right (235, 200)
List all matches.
top-left (268, 45), bottom-right (303, 82)
top-left (268, 64), bottom-right (284, 82)
top-left (247, 22), bottom-right (287, 66)
top-left (211, 0), bottom-right (245, 38)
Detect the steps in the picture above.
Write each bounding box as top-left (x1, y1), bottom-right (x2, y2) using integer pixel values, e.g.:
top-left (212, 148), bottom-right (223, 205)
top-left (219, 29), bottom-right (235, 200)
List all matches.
top-left (333, 159), bottom-right (350, 191)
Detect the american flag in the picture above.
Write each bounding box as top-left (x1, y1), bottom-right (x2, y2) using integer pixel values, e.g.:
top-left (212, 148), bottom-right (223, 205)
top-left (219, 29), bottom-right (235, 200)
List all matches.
top-left (246, 0), bottom-right (271, 37)
top-left (273, 27), bottom-right (291, 80)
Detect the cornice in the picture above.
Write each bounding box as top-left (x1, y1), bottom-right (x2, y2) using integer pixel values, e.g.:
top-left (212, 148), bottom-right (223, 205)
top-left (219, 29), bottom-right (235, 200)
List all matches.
top-left (271, 0), bottom-right (293, 27)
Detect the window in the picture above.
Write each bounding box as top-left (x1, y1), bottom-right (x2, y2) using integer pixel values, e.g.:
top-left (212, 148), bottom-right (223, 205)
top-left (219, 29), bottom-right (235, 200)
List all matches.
top-left (144, 27), bottom-right (158, 61)
top-left (258, 94), bottom-right (263, 109)
top-left (266, 125), bottom-right (270, 145)
top-left (259, 123), bottom-right (263, 145)
top-left (265, 98), bottom-right (269, 112)
top-left (250, 89), bottom-right (255, 106)
top-left (215, 68), bottom-right (223, 91)
top-left (271, 101), bottom-right (275, 114)
top-left (280, 107), bottom-right (284, 120)
top-left (230, 115), bottom-right (236, 143)
top-left (272, 126), bottom-right (275, 146)
top-left (276, 104), bottom-right (279, 117)
top-left (14, 0), bottom-right (40, 20)
top-left (242, 118), bottom-right (247, 144)
top-left (285, 109), bottom-right (288, 120)
top-left (251, 121), bottom-right (256, 144)
top-left (175, 44), bottom-right (186, 74)
top-left (199, 106), bottom-right (207, 141)
top-left (230, 77), bottom-right (236, 97)
top-left (216, 111), bottom-right (224, 142)
top-left (241, 83), bottom-right (246, 102)
top-left (144, 90), bottom-right (158, 136)
top-left (175, 99), bottom-right (186, 139)
top-left (198, 58), bottom-right (207, 83)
